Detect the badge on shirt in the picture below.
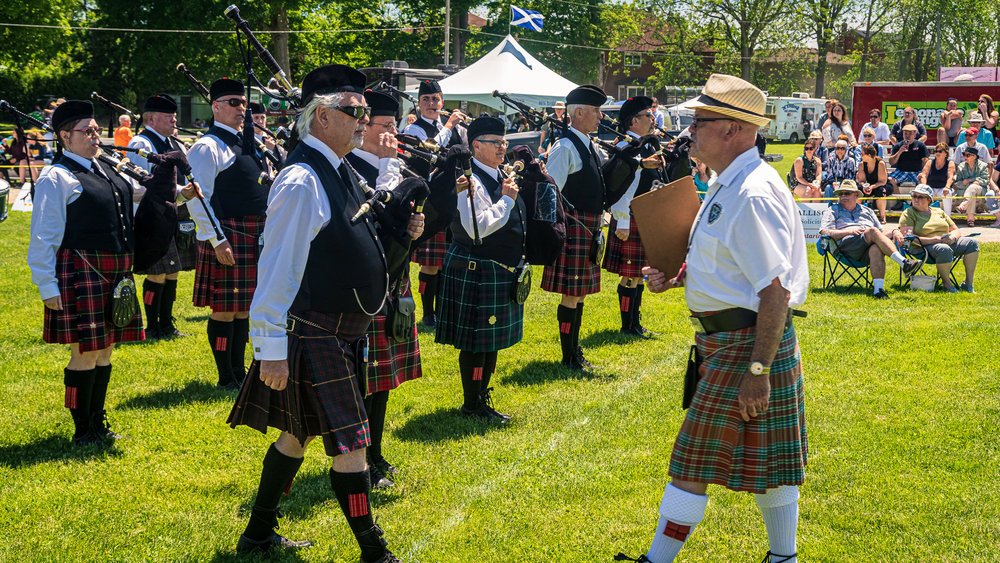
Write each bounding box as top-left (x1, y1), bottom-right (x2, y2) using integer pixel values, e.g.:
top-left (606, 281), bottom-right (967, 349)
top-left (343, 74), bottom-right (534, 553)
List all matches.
top-left (708, 202), bottom-right (723, 224)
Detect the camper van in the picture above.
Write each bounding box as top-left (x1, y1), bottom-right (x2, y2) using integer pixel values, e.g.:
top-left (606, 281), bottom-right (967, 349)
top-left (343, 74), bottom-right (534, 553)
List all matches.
top-left (762, 94), bottom-right (827, 143)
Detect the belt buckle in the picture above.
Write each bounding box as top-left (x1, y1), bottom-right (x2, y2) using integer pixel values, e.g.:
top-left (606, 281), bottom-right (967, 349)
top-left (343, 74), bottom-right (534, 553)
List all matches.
top-left (468, 261), bottom-right (477, 271)
top-left (689, 316), bottom-right (706, 333)
top-left (286, 317), bottom-right (297, 333)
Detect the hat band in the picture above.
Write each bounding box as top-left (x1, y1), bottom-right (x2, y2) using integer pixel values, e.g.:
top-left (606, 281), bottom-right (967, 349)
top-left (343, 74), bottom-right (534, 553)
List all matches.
top-left (696, 94), bottom-right (764, 118)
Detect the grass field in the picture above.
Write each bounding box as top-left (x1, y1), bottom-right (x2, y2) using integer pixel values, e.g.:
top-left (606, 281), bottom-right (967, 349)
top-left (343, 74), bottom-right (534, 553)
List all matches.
top-left (2, 175), bottom-right (999, 562)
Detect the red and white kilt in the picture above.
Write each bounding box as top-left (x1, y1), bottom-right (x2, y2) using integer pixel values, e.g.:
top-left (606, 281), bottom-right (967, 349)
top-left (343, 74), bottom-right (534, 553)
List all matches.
top-left (366, 282), bottom-right (422, 393)
top-left (541, 209), bottom-right (603, 296)
top-left (602, 216), bottom-right (647, 278)
top-left (413, 231), bottom-right (447, 268)
top-left (43, 249), bottom-right (144, 352)
top-left (192, 216), bottom-right (264, 313)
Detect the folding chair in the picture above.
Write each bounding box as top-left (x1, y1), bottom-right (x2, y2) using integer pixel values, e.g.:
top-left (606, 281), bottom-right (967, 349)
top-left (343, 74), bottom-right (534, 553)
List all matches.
top-left (817, 235), bottom-right (871, 289)
top-left (898, 235), bottom-right (968, 288)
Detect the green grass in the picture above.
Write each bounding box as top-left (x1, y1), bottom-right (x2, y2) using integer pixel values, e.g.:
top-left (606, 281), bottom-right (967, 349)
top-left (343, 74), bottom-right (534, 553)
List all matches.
top-left (1, 205), bottom-right (999, 562)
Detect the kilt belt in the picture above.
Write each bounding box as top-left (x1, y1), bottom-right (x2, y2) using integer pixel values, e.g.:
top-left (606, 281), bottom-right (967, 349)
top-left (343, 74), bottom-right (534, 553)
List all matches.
top-left (690, 307), bottom-right (807, 335)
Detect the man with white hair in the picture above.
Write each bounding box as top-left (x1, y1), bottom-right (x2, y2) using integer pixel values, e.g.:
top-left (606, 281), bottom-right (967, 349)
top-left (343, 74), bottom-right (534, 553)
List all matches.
top-left (113, 113), bottom-right (132, 148)
top-left (822, 138), bottom-right (857, 198)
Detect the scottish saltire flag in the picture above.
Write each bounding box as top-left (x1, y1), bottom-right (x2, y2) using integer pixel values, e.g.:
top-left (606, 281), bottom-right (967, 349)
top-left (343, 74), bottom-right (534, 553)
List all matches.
top-left (511, 5), bottom-right (544, 31)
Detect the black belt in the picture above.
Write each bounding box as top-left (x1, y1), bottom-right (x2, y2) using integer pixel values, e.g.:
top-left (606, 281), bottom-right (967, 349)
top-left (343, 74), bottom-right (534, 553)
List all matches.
top-left (450, 258), bottom-right (518, 273)
top-left (690, 307), bottom-right (806, 335)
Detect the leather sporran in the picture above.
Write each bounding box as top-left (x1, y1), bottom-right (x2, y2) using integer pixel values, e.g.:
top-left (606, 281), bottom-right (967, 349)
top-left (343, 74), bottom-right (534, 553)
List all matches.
top-left (175, 219), bottom-right (197, 249)
top-left (510, 264), bottom-right (532, 305)
top-left (110, 277), bottom-right (139, 328)
top-left (386, 294), bottom-right (416, 341)
top-left (588, 228), bottom-right (606, 265)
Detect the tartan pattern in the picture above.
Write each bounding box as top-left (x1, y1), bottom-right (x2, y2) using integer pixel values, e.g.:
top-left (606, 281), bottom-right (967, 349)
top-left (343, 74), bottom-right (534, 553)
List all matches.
top-left (228, 311), bottom-right (374, 457)
top-left (64, 387), bottom-right (78, 409)
top-left (192, 216), bottom-right (264, 313)
top-left (413, 231), bottom-right (448, 268)
top-left (435, 245), bottom-right (525, 353)
top-left (669, 325), bottom-right (808, 494)
top-left (43, 249), bottom-right (144, 352)
top-left (541, 209), bottom-right (602, 296)
top-left (366, 281), bottom-right (423, 394)
top-left (348, 493), bottom-right (369, 517)
top-left (603, 216), bottom-right (647, 278)
top-left (663, 521), bottom-right (691, 541)
top-left (135, 238), bottom-right (183, 276)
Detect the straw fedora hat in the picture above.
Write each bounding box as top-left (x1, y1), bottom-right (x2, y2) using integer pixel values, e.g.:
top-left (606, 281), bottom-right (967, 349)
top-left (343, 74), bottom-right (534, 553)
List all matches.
top-left (688, 73), bottom-right (771, 127)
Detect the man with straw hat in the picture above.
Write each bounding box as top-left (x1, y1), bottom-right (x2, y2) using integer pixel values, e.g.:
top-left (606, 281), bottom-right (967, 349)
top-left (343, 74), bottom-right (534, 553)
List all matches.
top-left (619, 74), bottom-right (809, 563)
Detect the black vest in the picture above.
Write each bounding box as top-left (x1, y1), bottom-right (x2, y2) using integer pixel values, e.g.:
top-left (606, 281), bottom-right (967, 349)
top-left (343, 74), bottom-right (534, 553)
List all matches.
top-left (451, 161), bottom-right (526, 268)
top-left (562, 131), bottom-right (606, 213)
top-left (206, 126), bottom-right (267, 220)
top-left (137, 128), bottom-right (185, 184)
top-left (414, 116), bottom-right (461, 148)
top-left (635, 138), bottom-right (667, 198)
top-left (287, 143), bottom-right (388, 316)
top-left (345, 151), bottom-right (379, 188)
top-left (58, 156), bottom-right (135, 253)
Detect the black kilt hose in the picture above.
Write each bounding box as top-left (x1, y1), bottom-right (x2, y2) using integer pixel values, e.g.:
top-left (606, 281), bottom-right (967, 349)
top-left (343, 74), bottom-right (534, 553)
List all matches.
top-left (435, 245), bottom-right (524, 353)
top-left (228, 311), bottom-right (374, 456)
top-left (192, 216), bottom-right (264, 312)
top-left (366, 281), bottom-right (422, 394)
top-left (541, 208), bottom-right (603, 296)
top-left (602, 215), bottom-right (647, 278)
top-left (414, 231), bottom-right (448, 269)
top-left (43, 249), bottom-right (144, 352)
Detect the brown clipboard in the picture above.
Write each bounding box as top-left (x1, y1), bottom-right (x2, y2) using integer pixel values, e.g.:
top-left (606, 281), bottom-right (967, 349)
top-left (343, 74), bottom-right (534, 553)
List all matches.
top-left (630, 175), bottom-right (702, 278)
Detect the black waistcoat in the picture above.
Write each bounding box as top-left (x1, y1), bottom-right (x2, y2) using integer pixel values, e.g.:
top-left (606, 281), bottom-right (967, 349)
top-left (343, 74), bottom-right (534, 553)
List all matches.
top-left (562, 131), bottom-right (606, 213)
top-left (58, 156), bottom-right (134, 253)
top-left (206, 126), bottom-right (267, 220)
top-left (414, 116), bottom-right (461, 148)
top-left (635, 139), bottom-right (667, 198)
top-left (287, 143), bottom-right (388, 316)
top-left (344, 151), bottom-right (379, 188)
top-left (137, 128), bottom-right (185, 184)
top-left (451, 161), bottom-right (526, 267)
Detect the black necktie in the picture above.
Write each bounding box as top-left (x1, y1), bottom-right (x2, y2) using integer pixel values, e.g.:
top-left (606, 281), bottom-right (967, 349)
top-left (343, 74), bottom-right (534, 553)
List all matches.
top-left (338, 161), bottom-right (356, 191)
top-left (91, 161), bottom-right (108, 180)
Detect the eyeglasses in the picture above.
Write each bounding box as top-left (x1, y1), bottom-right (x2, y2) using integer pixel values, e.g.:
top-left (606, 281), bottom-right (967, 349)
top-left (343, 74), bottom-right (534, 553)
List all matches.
top-left (863, 133), bottom-right (874, 137)
top-left (476, 139), bottom-right (509, 148)
top-left (835, 147), bottom-right (847, 151)
top-left (869, 114), bottom-right (879, 118)
top-left (370, 120), bottom-right (396, 130)
top-left (637, 112), bottom-right (654, 119)
top-left (331, 105), bottom-right (371, 119)
top-left (934, 150), bottom-right (946, 154)
top-left (72, 127), bottom-right (101, 137)
top-left (216, 98), bottom-right (247, 108)
top-left (691, 117), bottom-right (734, 127)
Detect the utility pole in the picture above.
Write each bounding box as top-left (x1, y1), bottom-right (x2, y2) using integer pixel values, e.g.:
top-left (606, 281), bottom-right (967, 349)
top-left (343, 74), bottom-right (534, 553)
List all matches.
top-left (444, 0), bottom-right (451, 65)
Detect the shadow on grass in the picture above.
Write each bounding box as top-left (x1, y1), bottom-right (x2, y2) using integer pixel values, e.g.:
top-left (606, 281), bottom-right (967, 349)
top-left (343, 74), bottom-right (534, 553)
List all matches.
top-left (393, 407), bottom-right (500, 443)
top-left (208, 546), bottom-right (307, 562)
top-left (500, 360), bottom-right (605, 387)
top-left (187, 313), bottom-right (210, 323)
top-left (580, 328), bottom-right (647, 348)
top-left (117, 380), bottom-right (238, 411)
top-left (0, 434), bottom-right (123, 469)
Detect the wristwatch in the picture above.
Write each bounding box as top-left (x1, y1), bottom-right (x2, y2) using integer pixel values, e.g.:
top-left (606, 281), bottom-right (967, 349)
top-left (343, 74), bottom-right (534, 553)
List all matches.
top-left (749, 362), bottom-right (770, 376)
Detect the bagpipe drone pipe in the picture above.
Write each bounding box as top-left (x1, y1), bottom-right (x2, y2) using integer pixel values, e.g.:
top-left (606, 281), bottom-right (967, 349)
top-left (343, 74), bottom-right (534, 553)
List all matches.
top-left (506, 145), bottom-right (567, 266)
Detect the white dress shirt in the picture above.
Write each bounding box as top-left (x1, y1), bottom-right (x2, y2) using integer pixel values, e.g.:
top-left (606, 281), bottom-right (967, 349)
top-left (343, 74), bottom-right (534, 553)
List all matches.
top-left (349, 148), bottom-right (403, 191)
top-left (127, 128), bottom-right (169, 173)
top-left (609, 132), bottom-right (642, 229)
top-left (685, 147), bottom-right (809, 313)
top-left (402, 115), bottom-right (453, 147)
top-left (249, 135), bottom-right (346, 361)
top-left (953, 140), bottom-right (992, 165)
top-left (545, 126), bottom-right (604, 191)
top-left (458, 158), bottom-right (516, 239)
top-left (187, 122), bottom-right (240, 247)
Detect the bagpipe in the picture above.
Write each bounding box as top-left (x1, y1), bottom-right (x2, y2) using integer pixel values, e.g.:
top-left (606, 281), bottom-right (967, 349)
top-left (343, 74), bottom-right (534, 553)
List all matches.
top-left (504, 145), bottom-right (567, 266)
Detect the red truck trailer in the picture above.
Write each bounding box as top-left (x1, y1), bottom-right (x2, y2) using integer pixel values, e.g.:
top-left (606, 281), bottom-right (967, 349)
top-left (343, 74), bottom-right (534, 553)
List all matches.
top-left (851, 81), bottom-right (1000, 146)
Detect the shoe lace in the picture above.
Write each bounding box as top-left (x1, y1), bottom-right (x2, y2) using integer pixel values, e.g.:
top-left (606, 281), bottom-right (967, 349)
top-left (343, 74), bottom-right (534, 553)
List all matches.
top-left (481, 387), bottom-right (495, 410)
top-left (614, 553), bottom-right (649, 562)
top-left (760, 551), bottom-right (797, 563)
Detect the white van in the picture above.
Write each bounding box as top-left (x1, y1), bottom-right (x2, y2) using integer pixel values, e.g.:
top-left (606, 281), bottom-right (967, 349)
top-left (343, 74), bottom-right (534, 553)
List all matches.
top-left (762, 94), bottom-right (828, 143)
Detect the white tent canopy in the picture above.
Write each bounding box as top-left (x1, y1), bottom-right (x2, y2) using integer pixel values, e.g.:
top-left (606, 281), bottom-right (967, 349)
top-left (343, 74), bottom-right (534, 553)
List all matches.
top-left (428, 35), bottom-right (579, 112)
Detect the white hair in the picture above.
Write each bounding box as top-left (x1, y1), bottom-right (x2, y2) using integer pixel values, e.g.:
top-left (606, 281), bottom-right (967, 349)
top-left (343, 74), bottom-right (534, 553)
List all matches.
top-left (119, 114), bottom-right (131, 124)
top-left (296, 92), bottom-right (350, 138)
top-left (566, 104), bottom-right (586, 121)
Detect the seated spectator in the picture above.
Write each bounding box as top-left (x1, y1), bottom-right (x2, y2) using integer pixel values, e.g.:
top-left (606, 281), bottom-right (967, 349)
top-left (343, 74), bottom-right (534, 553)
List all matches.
top-left (977, 95), bottom-right (999, 147)
top-left (853, 126), bottom-right (884, 163)
top-left (965, 112), bottom-right (995, 151)
top-left (953, 127), bottom-right (992, 165)
top-left (937, 98), bottom-right (964, 147)
top-left (819, 180), bottom-right (920, 298)
top-left (822, 101), bottom-right (856, 148)
top-left (114, 114), bottom-right (133, 148)
top-left (791, 138), bottom-right (823, 200)
top-left (807, 130), bottom-right (829, 162)
top-left (856, 144), bottom-right (890, 223)
top-left (887, 124), bottom-right (929, 199)
top-left (954, 146), bottom-right (997, 227)
top-left (866, 109), bottom-right (891, 145)
top-left (823, 139), bottom-right (858, 198)
top-left (890, 106), bottom-right (927, 144)
top-left (892, 185), bottom-right (979, 293)
top-left (918, 142), bottom-right (957, 215)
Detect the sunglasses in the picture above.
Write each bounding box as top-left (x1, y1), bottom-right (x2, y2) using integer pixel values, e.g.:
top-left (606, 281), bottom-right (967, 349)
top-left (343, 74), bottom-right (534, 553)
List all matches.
top-left (934, 150), bottom-right (946, 154)
top-left (332, 105), bottom-right (371, 119)
top-left (863, 133), bottom-right (874, 137)
top-left (72, 127), bottom-right (101, 137)
top-left (869, 114), bottom-right (879, 118)
top-left (216, 98), bottom-right (247, 108)
top-left (835, 147), bottom-right (847, 151)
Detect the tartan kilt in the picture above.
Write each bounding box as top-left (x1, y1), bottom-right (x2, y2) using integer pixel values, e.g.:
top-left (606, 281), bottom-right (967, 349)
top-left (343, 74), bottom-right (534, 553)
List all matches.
top-left (413, 231), bottom-right (447, 268)
top-left (227, 311), bottom-right (373, 457)
top-left (43, 249), bottom-right (144, 352)
top-left (366, 281), bottom-right (422, 394)
top-left (541, 209), bottom-right (603, 296)
top-left (435, 244), bottom-right (524, 353)
top-left (669, 325), bottom-right (808, 494)
top-left (602, 215), bottom-right (647, 278)
top-left (192, 216), bottom-right (264, 312)
top-left (135, 237), bottom-right (183, 276)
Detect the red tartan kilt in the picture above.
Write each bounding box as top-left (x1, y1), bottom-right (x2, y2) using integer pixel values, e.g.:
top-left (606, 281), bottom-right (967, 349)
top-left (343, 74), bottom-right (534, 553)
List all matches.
top-left (227, 311), bottom-right (373, 457)
top-left (366, 281), bottom-right (422, 393)
top-left (43, 249), bottom-right (144, 352)
top-left (192, 216), bottom-right (264, 312)
top-left (541, 209), bottom-right (602, 296)
top-left (413, 231), bottom-right (447, 268)
top-left (602, 216), bottom-right (647, 278)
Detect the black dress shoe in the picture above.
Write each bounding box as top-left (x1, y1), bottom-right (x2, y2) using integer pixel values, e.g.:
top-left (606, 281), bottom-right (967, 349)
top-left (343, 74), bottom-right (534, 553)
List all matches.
top-left (421, 314), bottom-right (436, 327)
top-left (369, 464), bottom-right (395, 489)
top-left (217, 380), bottom-right (240, 391)
top-left (613, 553), bottom-right (651, 562)
top-left (575, 347), bottom-right (598, 369)
top-left (236, 532), bottom-right (314, 554)
top-left (362, 550), bottom-right (401, 563)
top-left (91, 410), bottom-right (123, 442)
top-left (373, 457), bottom-right (398, 476)
top-left (159, 325), bottom-right (189, 338)
top-left (561, 357), bottom-right (592, 373)
top-left (481, 388), bottom-right (512, 423)
top-left (72, 432), bottom-right (105, 447)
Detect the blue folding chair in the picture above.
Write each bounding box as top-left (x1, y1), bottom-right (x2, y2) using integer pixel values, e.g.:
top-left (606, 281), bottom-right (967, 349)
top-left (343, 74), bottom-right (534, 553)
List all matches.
top-left (898, 234), bottom-right (974, 288)
top-left (817, 235), bottom-right (871, 289)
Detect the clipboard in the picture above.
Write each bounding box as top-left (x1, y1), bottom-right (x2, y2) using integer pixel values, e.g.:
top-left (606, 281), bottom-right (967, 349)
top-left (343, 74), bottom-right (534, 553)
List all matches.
top-left (630, 175), bottom-right (702, 278)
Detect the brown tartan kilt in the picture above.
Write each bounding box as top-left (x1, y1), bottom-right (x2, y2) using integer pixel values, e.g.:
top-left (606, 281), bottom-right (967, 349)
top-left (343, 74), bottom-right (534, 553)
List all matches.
top-left (413, 231), bottom-right (447, 268)
top-left (192, 216), bottom-right (264, 313)
top-left (602, 215), bottom-right (647, 278)
top-left (541, 208), bottom-right (603, 296)
top-left (366, 281), bottom-right (422, 394)
top-left (43, 249), bottom-right (144, 352)
top-left (227, 311), bottom-right (374, 457)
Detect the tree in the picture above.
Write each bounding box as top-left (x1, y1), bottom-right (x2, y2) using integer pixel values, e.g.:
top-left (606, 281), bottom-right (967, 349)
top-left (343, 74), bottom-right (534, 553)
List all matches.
top-left (800, 0), bottom-right (852, 97)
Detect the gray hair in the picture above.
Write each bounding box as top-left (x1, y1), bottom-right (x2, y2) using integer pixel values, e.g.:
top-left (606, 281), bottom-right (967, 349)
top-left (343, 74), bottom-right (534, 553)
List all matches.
top-left (566, 104), bottom-right (586, 121)
top-left (119, 114), bottom-right (131, 124)
top-left (297, 92), bottom-right (350, 138)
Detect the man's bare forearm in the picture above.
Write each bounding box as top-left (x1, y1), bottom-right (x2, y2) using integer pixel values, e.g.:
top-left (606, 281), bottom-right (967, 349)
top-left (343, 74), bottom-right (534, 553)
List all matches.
top-left (750, 278), bottom-right (790, 367)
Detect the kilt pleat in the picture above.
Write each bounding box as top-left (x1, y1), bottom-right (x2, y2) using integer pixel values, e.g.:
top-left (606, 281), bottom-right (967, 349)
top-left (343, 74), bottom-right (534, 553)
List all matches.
top-left (135, 237), bottom-right (183, 276)
top-left (192, 216), bottom-right (264, 312)
top-left (669, 325), bottom-right (807, 494)
top-left (43, 249), bottom-right (144, 352)
top-left (435, 245), bottom-right (524, 353)
top-left (413, 231), bottom-right (447, 268)
top-left (541, 208), bottom-right (602, 296)
top-left (366, 281), bottom-right (422, 393)
top-left (602, 215), bottom-right (647, 278)
top-left (227, 311), bottom-right (373, 457)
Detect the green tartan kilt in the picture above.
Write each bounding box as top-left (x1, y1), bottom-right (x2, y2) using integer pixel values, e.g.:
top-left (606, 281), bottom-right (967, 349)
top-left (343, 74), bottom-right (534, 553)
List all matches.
top-left (435, 244), bottom-right (524, 353)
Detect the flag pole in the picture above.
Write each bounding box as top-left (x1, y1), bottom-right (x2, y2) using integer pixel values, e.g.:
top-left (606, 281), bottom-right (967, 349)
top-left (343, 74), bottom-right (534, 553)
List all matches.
top-left (508, 3), bottom-right (511, 36)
